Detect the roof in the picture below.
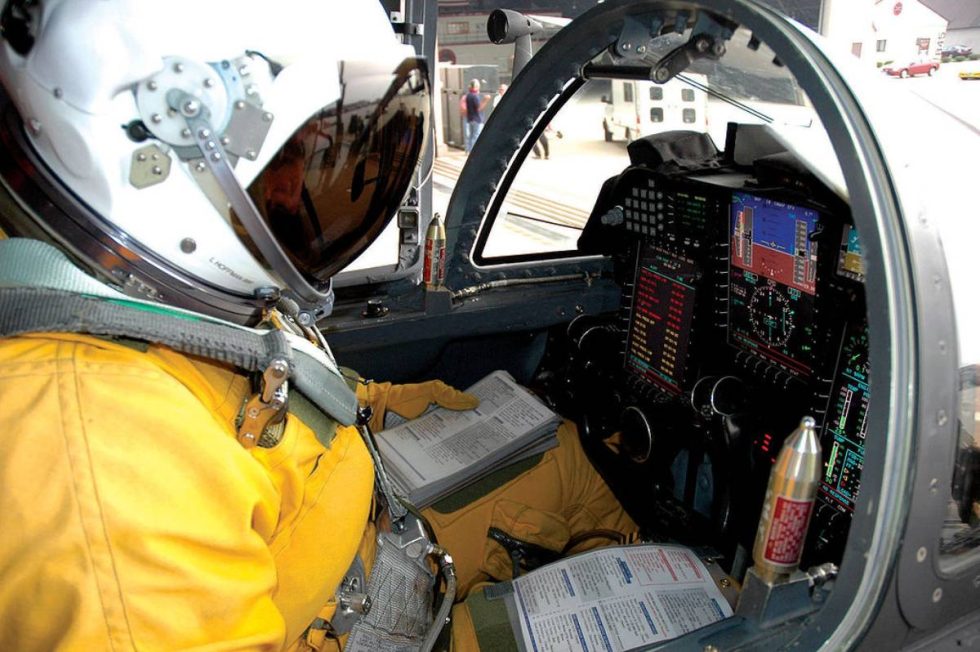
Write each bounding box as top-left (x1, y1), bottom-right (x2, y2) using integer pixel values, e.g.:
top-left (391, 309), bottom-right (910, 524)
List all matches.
top-left (920, 0), bottom-right (980, 29)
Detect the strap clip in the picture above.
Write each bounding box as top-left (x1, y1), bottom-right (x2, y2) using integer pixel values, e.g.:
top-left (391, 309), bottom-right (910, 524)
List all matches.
top-left (237, 357), bottom-right (290, 448)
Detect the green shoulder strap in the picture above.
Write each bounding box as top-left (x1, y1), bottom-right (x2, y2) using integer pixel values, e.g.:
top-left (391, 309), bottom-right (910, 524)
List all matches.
top-left (0, 238), bottom-right (358, 435)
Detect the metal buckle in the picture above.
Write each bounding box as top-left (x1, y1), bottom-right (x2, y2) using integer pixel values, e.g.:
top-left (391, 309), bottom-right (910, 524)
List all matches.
top-left (237, 357), bottom-right (289, 448)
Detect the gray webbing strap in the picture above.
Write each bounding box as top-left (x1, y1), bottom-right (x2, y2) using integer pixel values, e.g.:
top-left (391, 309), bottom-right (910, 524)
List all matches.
top-left (0, 287), bottom-right (358, 428)
top-left (1, 287), bottom-right (291, 370)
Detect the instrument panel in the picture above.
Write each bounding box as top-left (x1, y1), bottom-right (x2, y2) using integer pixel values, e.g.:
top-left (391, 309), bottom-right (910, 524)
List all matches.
top-left (573, 164), bottom-right (870, 571)
top-left (728, 192), bottom-right (820, 379)
top-left (623, 244), bottom-right (699, 394)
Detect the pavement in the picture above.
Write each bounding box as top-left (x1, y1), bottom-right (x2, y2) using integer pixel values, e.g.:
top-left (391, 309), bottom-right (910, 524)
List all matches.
top-left (880, 60), bottom-right (980, 130)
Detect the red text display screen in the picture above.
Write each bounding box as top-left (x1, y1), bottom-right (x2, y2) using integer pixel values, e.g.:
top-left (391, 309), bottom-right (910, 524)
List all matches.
top-left (624, 244), bottom-right (699, 394)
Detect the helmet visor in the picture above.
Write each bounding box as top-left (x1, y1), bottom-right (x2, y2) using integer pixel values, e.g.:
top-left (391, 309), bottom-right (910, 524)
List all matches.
top-left (239, 56), bottom-right (429, 283)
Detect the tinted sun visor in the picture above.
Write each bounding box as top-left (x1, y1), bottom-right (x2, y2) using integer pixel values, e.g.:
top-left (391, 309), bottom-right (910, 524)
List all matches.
top-left (234, 55), bottom-right (429, 283)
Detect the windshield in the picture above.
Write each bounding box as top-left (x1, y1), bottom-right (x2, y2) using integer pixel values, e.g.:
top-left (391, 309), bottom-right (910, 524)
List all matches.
top-left (474, 19), bottom-right (831, 264)
top-left (337, 0), bottom-right (826, 277)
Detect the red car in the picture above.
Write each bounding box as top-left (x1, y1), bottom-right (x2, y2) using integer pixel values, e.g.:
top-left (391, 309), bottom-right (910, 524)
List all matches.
top-left (883, 58), bottom-right (940, 77)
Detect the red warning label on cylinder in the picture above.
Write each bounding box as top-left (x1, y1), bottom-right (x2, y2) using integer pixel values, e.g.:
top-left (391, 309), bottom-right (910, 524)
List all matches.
top-left (764, 496), bottom-right (813, 565)
top-left (423, 240), bottom-right (445, 286)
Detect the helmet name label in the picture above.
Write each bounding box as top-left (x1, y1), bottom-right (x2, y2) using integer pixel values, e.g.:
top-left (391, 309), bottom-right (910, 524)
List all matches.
top-left (209, 257), bottom-right (254, 285)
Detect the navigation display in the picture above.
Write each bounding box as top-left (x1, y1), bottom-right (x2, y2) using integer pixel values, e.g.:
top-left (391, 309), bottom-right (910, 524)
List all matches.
top-left (836, 225), bottom-right (865, 282)
top-left (819, 322), bottom-right (869, 513)
top-left (624, 243), bottom-right (699, 394)
top-left (728, 193), bottom-right (820, 377)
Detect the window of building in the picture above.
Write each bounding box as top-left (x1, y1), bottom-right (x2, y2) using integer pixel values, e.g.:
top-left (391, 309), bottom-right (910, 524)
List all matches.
top-left (623, 83), bottom-right (634, 103)
top-left (650, 107), bottom-right (664, 123)
top-left (683, 108), bottom-right (697, 123)
top-left (446, 21), bottom-right (469, 35)
top-left (876, 39), bottom-right (887, 52)
top-left (650, 86), bottom-right (663, 101)
top-left (681, 88), bottom-right (695, 102)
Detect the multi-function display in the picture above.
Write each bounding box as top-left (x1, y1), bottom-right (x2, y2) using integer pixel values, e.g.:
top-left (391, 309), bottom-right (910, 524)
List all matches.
top-left (837, 225), bottom-right (865, 282)
top-left (624, 243), bottom-right (699, 394)
top-left (819, 322), bottom-right (869, 513)
top-left (728, 192), bottom-right (821, 377)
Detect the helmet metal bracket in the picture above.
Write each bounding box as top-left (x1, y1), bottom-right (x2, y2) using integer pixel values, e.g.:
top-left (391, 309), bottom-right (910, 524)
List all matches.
top-left (168, 89), bottom-right (333, 320)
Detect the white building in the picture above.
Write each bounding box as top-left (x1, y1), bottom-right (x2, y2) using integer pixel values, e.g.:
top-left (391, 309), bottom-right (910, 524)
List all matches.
top-left (820, 0), bottom-right (948, 67)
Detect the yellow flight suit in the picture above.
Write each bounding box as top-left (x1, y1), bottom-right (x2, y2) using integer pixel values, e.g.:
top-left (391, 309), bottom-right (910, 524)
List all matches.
top-left (0, 331), bottom-right (634, 650)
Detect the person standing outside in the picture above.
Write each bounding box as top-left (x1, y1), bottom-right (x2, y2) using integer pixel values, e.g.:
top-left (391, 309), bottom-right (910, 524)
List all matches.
top-left (493, 83), bottom-right (508, 109)
top-left (462, 78), bottom-right (489, 153)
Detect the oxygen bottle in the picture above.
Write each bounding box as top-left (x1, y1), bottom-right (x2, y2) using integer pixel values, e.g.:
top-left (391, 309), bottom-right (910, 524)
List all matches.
top-left (423, 213), bottom-right (446, 290)
top-left (751, 416), bottom-right (822, 584)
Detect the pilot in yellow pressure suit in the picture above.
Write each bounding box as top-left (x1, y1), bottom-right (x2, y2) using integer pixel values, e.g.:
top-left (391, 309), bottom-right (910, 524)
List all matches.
top-left (0, 1), bottom-right (633, 650)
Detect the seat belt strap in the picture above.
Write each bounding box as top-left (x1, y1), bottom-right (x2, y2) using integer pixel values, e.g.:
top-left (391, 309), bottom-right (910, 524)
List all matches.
top-left (0, 286), bottom-right (358, 432)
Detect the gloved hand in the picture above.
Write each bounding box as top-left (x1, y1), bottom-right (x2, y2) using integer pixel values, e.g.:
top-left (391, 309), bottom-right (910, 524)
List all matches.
top-left (356, 380), bottom-right (480, 432)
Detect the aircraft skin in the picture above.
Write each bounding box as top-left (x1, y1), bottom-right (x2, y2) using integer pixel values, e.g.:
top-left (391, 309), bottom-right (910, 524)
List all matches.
top-left (325, 0), bottom-right (980, 649)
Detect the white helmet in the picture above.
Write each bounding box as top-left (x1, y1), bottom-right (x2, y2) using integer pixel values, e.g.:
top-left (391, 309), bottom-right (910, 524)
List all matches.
top-left (0, 0), bottom-right (430, 323)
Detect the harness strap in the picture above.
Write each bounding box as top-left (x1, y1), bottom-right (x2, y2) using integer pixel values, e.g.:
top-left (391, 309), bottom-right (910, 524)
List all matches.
top-left (0, 286), bottom-right (358, 430)
top-left (2, 287), bottom-right (291, 369)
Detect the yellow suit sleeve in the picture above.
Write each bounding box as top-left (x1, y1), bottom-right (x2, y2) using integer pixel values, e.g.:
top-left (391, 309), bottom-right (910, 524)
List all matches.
top-left (0, 335), bottom-right (287, 650)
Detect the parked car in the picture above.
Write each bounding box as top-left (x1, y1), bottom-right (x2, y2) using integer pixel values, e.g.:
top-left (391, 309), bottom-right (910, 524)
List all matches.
top-left (960, 69), bottom-right (980, 80)
top-left (883, 58), bottom-right (940, 77)
top-left (942, 44), bottom-right (973, 58)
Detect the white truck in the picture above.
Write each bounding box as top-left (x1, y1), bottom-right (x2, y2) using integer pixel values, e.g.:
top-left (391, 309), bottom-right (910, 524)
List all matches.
top-left (602, 74), bottom-right (709, 142)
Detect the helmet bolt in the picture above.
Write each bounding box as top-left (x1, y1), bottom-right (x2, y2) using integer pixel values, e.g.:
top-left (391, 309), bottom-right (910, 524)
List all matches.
top-left (173, 62), bottom-right (185, 73)
top-left (235, 100), bottom-right (246, 110)
top-left (246, 149), bottom-right (257, 160)
top-left (27, 119), bottom-right (40, 135)
top-left (181, 100), bottom-right (200, 117)
top-left (211, 152), bottom-right (222, 162)
top-left (238, 64), bottom-right (250, 76)
top-left (194, 161), bottom-right (207, 172)
top-left (245, 84), bottom-right (257, 96)
top-left (136, 153), bottom-right (147, 162)
top-left (147, 80), bottom-right (159, 91)
top-left (220, 136), bottom-right (230, 146)
top-left (297, 312), bottom-right (314, 326)
top-left (262, 112), bottom-right (273, 122)
top-left (197, 128), bottom-right (210, 139)
top-left (151, 165), bottom-right (163, 175)
top-left (203, 78), bottom-right (215, 88)
top-left (181, 128), bottom-right (192, 138)
top-left (179, 238), bottom-right (197, 254)
top-left (205, 140), bottom-right (216, 150)
top-left (151, 113), bottom-right (163, 124)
